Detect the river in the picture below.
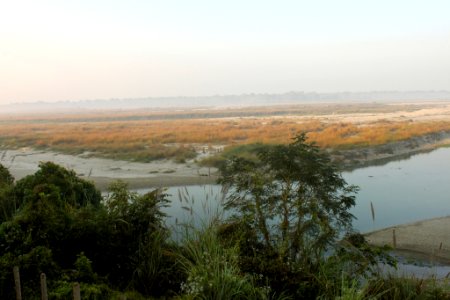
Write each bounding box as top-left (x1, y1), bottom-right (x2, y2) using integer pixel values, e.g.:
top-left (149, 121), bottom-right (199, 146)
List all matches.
top-left (347, 147), bottom-right (450, 233)
top-left (137, 147), bottom-right (450, 234)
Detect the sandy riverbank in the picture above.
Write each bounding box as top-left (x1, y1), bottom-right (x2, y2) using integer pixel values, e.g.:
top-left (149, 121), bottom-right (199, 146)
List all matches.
top-left (365, 216), bottom-right (450, 264)
top-left (0, 149), bottom-right (218, 191)
top-left (2, 131), bottom-right (449, 191)
top-left (2, 136), bottom-right (447, 192)
top-left (88, 175), bottom-right (217, 191)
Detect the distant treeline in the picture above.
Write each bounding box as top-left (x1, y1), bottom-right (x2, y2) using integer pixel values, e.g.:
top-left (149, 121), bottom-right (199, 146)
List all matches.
top-left (2, 90), bottom-right (450, 114)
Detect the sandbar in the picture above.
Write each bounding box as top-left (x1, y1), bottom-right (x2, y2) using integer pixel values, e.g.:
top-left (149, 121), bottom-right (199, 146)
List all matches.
top-left (365, 216), bottom-right (450, 264)
top-left (0, 149), bottom-right (218, 191)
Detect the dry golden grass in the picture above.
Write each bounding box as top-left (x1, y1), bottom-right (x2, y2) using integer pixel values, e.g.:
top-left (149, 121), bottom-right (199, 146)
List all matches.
top-left (1, 105), bottom-right (450, 162)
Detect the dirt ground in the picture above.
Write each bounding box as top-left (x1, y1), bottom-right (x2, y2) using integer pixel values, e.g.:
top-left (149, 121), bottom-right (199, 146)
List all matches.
top-left (365, 216), bottom-right (450, 264)
top-left (313, 102), bottom-right (450, 124)
top-left (0, 149), bottom-right (217, 191)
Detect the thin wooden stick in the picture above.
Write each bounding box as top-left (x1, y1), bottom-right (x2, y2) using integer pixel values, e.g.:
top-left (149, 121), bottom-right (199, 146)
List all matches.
top-left (392, 229), bottom-right (397, 248)
top-left (41, 273), bottom-right (48, 300)
top-left (73, 282), bottom-right (81, 300)
top-left (13, 266), bottom-right (22, 300)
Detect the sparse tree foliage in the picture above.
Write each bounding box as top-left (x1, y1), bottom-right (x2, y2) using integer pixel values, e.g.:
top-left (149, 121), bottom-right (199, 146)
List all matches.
top-left (0, 164), bottom-right (15, 222)
top-left (220, 133), bottom-right (358, 265)
top-left (0, 164), bottom-right (14, 187)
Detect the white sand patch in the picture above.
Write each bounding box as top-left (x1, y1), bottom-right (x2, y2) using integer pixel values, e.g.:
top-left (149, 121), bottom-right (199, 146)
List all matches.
top-left (0, 148), bottom-right (217, 181)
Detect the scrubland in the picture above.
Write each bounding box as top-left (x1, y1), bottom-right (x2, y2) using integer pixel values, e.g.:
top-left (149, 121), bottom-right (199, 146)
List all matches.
top-left (1, 102), bottom-right (450, 166)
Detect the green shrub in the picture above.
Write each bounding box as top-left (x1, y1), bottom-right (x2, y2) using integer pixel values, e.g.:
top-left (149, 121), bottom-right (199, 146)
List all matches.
top-left (199, 143), bottom-right (276, 168)
top-left (365, 275), bottom-right (450, 300)
top-left (50, 281), bottom-right (112, 300)
top-left (177, 224), bottom-right (270, 299)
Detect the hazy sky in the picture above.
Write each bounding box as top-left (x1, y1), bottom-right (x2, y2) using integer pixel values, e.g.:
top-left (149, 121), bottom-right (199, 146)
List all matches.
top-left (1, 0), bottom-right (449, 104)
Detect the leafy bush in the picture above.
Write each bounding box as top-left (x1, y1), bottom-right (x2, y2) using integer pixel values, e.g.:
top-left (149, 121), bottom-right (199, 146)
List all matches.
top-left (199, 143), bottom-right (276, 168)
top-left (218, 133), bottom-right (361, 297)
top-left (13, 161), bottom-right (102, 208)
top-left (0, 164), bottom-right (14, 187)
top-left (0, 163), bottom-right (177, 298)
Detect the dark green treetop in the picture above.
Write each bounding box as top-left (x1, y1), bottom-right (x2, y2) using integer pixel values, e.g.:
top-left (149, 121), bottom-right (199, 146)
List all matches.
top-left (14, 161), bottom-right (101, 209)
top-left (219, 133), bottom-right (358, 264)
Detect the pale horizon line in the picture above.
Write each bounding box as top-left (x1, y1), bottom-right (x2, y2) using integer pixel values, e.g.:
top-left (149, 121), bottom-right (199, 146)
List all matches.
top-left (3, 89), bottom-right (450, 106)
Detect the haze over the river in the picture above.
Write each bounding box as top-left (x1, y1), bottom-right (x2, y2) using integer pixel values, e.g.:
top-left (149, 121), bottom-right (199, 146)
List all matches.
top-left (1, 0), bottom-right (449, 105)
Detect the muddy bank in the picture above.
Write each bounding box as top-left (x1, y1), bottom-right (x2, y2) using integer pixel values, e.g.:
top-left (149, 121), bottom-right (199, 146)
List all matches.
top-left (89, 175), bottom-right (217, 191)
top-left (2, 132), bottom-right (450, 191)
top-left (334, 131), bottom-right (450, 170)
top-left (365, 216), bottom-right (450, 264)
top-left (0, 149), bottom-right (219, 191)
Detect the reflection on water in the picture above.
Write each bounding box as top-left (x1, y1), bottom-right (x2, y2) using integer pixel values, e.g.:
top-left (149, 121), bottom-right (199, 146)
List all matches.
top-left (135, 148), bottom-right (450, 272)
top-left (345, 147), bottom-right (450, 233)
top-left (137, 185), bottom-right (227, 231)
top-left (137, 147), bottom-right (450, 234)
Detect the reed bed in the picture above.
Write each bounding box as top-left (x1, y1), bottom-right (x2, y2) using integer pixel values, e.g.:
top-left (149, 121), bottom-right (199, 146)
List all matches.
top-left (1, 112), bottom-right (450, 162)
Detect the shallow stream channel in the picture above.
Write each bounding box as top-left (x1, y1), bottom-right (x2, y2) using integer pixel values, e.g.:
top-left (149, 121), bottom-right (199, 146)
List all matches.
top-left (136, 147), bottom-right (450, 278)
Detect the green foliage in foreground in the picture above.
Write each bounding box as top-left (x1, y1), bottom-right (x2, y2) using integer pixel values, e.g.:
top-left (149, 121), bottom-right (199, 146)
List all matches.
top-left (0, 135), bottom-right (449, 299)
top-left (177, 224), bottom-right (270, 299)
top-left (220, 133), bottom-right (358, 265)
top-left (0, 162), bottom-right (180, 299)
top-left (199, 143), bottom-right (277, 168)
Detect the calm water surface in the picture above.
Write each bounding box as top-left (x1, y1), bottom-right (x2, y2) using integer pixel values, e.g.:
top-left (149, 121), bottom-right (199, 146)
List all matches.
top-left (346, 147), bottom-right (450, 233)
top-left (139, 147), bottom-right (450, 233)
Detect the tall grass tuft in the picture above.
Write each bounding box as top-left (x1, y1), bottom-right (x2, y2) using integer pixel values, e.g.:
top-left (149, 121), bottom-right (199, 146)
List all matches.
top-left (370, 201), bottom-right (375, 230)
top-left (365, 275), bottom-right (450, 300)
top-left (176, 223), bottom-right (273, 299)
top-left (172, 186), bottom-right (286, 299)
top-left (332, 276), bottom-right (376, 300)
